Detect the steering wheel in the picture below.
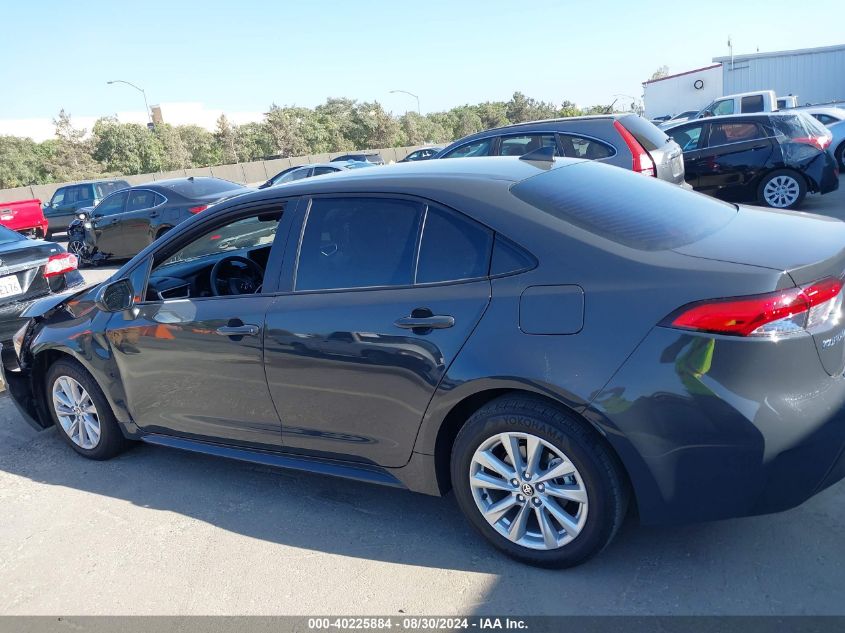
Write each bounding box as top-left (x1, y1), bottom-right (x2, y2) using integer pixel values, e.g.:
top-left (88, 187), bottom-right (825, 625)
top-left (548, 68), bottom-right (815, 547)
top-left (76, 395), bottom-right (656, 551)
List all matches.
top-left (210, 255), bottom-right (265, 296)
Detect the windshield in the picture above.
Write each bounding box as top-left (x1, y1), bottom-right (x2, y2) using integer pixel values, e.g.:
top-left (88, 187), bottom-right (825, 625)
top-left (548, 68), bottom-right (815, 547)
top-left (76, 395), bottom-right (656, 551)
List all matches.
top-left (0, 224), bottom-right (25, 246)
top-left (159, 215), bottom-right (279, 267)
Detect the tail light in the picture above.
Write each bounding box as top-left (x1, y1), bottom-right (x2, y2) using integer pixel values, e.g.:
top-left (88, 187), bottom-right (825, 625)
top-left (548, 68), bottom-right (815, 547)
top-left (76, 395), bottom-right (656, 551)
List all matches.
top-left (666, 277), bottom-right (843, 338)
top-left (792, 136), bottom-right (832, 151)
top-left (613, 120), bottom-right (656, 176)
top-left (189, 204), bottom-right (208, 214)
top-left (43, 252), bottom-right (78, 278)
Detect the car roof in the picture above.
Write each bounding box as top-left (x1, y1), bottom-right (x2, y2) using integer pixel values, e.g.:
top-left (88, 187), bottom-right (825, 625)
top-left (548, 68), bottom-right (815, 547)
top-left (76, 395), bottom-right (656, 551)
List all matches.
top-left (132, 177), bottom-right (238, 189)
top-left (61, 178), bottom-right (130, 186)
top-left (665, 111), bottom-right (803, 129)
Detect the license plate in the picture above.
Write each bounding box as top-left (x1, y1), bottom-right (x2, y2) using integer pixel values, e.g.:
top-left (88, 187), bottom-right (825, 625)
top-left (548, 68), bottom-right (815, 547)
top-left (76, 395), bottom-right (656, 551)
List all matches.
top-left (0, 274), bottom-right (23, 299)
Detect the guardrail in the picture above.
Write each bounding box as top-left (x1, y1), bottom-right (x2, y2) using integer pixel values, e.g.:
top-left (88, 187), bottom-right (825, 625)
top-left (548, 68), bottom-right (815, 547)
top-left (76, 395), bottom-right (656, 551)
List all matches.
top-left (0, 145), bottom-right (431, 204)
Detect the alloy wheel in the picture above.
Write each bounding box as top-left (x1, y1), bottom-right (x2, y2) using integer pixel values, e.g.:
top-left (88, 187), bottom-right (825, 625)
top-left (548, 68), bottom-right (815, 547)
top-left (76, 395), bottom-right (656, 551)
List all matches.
top-left (52, 375), bottom-right (101, 450)
top-left (67, 240), bottom-right (85, 257)
top-left (763, 175), bottom-right (800, 208)
top-left (469, 432), bottom-right (589, 550)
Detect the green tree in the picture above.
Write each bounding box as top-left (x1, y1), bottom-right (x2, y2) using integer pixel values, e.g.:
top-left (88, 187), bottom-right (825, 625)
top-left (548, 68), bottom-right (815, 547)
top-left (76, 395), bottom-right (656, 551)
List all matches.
top-left (154, 124), bottom-right (189, 170)
top-left (214, 114), bottom-right (238, 164)
top-left (177, 125), bottom-right (218, 167)
top-left (474, 101), bottom-right (509, 129)
top-left (506, 92), bottom-right (557, 123)
top-left (91, 117), bottom-right (164, 175)
top-left (43, 109), bottom-right (102, 182)
top-left (0, 136), bottom-right (45, 188)
top-left (234, 122), bottom-right (274, 161)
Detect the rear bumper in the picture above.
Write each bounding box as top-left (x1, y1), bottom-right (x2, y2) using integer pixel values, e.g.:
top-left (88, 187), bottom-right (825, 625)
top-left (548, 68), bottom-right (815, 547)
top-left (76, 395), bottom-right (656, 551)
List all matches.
top-left (0, 344), bottom-right (46, 432)
top-left (589, 327), bottom-right (845, 525)
top-left (0, 272), bottom-right (84, 342)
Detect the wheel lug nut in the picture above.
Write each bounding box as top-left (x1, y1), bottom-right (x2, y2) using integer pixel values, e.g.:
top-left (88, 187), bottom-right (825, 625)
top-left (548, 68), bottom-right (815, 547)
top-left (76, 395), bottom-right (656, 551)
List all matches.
top-left (537, 483), bottom-right (545, 491)
top-left (523, 473), bottom-right (531, 481)
top-left (533, 498), bottom-right (542, 506)
top-left (510, 479), bottom-right (518, 487)
top-left (517, 494), bottom-right (525, 503)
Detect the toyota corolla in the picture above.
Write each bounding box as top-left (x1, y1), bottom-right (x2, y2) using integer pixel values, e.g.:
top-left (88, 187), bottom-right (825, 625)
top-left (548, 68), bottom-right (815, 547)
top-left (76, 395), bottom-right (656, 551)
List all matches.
top-left (4, 156), bottom-right (845, 568)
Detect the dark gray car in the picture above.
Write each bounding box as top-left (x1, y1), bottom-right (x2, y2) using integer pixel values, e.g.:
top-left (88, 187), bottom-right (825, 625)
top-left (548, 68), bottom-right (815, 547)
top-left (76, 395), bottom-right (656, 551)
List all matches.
top-left (5, 157), bottom-right (845, 568)
top-left (434, 114), bottom-right (687, 185)
top-left (42, 179), bottom-right (130, 238)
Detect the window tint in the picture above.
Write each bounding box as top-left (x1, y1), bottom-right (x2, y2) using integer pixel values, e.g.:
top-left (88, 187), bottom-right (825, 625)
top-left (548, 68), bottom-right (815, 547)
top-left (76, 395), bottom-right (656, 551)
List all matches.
top-left (616, 116), bottom-right (671, 151)
top-left (707, 122), bottom-right (764, 146)
top-left (711, 100), bottom-right (735, 116)
top-left (498, 134), bottom-right (557, 157)
top-left (510, 161), bottom-right (737, 251)
top-left (276, 168), bottom-right (310, 185)
top-left (558, 134), bottom-right (614, 159)
top-left (95, 181), bottom-right (128, 198)
top-left (95, 191), bottom-right (128, 216)
top-left (442, 138), bottom-right (493, 159)
top-left (490, 234), bottom-right (536, 276)
top-left (416, 206), bottom-right (492, 283)
top-left (127, 190), bottom-right (165, 212)
top-left (296, 197), bottom-right (423, 291)
top-left (741, 95), bottom-right (764, 113)
top-left (50, 188), bottom-right (66, 207)
top-left (668, 124), bottom-right (704, 151)
top-left (312, 166), bottom-right (338, 176)
top-left (771, 114), bottom-right (810, 139)
top-left (815, 114), bottom-right (838, 125)
top-left (163, 178), bottom-right (245, 197)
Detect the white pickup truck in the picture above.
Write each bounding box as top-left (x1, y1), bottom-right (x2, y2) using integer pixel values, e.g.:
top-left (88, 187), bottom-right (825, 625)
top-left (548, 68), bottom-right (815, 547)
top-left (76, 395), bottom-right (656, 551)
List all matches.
top-left (696, 90), bottom-right (796, 117)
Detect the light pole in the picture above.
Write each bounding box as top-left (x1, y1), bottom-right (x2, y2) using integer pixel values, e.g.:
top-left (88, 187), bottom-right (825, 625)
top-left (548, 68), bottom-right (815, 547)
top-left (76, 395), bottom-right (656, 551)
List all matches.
top-left (613, 93), bottom-right (643, 116)
top-left (107, 80), bottom-right (153, 126)
top-left (389, 89), bottom-right (420, 115)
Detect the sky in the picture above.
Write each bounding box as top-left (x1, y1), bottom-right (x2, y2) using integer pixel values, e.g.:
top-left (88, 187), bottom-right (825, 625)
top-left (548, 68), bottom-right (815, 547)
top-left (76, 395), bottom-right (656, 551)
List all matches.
top-left (1, 0), bottom-right (842, 138)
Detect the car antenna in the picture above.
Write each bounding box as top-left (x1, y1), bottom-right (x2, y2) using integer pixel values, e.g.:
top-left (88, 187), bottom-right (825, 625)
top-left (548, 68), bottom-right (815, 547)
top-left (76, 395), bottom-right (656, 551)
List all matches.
top-left (519, 146), bottom-right (556, 163)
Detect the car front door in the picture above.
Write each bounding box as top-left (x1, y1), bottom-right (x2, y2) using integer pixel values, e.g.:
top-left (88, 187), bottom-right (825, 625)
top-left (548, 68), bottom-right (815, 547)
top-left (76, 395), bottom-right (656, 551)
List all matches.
top-left (89, 191), bottom-right (129, 255)
top-left (104, 202), bottom-right (292, 448)
top-left (666, 122), bottom-right (707, 188)
top-left (695, 120), bottom-right (774, 200)
top-left (263, 195), bottom-right (493, 467)
top-left (119, 189), bottom-right (167, 255)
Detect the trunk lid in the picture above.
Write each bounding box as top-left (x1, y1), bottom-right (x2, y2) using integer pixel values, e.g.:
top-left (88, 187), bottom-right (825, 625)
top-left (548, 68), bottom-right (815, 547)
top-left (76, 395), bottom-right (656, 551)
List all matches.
top-left (0, 240), bottom-right (66, 303)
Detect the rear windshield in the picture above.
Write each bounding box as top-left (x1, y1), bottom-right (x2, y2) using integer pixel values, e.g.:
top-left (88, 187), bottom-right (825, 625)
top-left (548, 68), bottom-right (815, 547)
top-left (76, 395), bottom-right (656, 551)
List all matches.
top-left (95, 181), bottom-right (129, 198)
top-left (0, 224), bottom-right (25, 246)
top-left (163, 178), bottom-right (245, 198)
top-left (510, 162), bottom-right (737, 251)
top-left (771, 114), bottom-right (817, 139)
top-left (617, 115), bottom-right (671, 151)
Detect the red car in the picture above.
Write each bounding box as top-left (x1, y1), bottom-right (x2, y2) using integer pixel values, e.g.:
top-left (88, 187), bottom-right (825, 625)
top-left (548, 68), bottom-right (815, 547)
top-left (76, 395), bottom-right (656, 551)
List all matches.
top-left (0, 199), bottom-right (49, 239)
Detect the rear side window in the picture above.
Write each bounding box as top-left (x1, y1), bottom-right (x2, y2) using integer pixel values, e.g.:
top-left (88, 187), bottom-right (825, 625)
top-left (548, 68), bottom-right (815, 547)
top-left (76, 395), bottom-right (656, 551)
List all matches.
top-left (771, 114), bottom-right (820, 139)
top-left (615, 115), bottom-right (670, 152)
top-left (668, 124), bottom-right (704, 151)
top-left (127, 190), bottom-right (165, 212)
top-left (296, 197), bottom-right (423, 291)
top-left (416, 206), bottom-right (493, 283)
top-left (442, 138), bottom-right (494, 159)
top-left (559, 134), bottom-right (614, 159)
top-left (165, 178), bottom-right (245, 197)
top-left (741, 95), bottom-right (764, 113)
top-left (312, 166), bottom-right (338, 176)
top-left (510, 162), bottom-right (737, 251)
top-left (95, 181), bottom-right (128, 198)
top-left (707, 122), bottom-right (765, 146)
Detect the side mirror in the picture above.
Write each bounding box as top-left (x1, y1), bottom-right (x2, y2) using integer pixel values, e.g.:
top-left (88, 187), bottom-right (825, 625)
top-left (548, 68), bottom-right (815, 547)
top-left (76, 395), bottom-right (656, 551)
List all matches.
top-left (95, 279), bottom-right (133, 312)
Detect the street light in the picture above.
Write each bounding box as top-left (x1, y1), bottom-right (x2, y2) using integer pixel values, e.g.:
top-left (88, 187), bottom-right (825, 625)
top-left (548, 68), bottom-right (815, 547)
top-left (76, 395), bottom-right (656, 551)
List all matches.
top-left (107, 79), bottom-right (153, 126)
top-left (389, 89), bottom-right (421, 115)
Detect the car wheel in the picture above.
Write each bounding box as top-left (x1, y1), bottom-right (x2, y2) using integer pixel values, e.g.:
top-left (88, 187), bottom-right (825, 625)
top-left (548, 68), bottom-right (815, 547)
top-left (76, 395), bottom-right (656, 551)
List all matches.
top-left (45, 359), bottom-right (129, 460)
top-left (758, 169), bottom-right (807, 209)
top-left (836, 142), bottom-right (845, 171)
top-left (67, 240), bottom-right (86, 265)
top-left (450, 394), bottom-right (629, 568)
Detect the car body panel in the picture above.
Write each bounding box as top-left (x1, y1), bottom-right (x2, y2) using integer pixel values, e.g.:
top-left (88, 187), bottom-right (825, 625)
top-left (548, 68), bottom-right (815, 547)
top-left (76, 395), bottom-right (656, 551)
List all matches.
top-left (0, 199), bottom-right (49, 237)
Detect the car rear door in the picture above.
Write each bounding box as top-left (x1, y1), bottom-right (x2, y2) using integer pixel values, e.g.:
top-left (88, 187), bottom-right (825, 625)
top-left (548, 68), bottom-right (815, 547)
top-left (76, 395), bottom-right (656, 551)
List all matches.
top-left (119, 189), bottom-right (167, 255)
top-left (695, 120), bottom-right (774, 200)
top-left (263, 195), bottom-right (493, 467)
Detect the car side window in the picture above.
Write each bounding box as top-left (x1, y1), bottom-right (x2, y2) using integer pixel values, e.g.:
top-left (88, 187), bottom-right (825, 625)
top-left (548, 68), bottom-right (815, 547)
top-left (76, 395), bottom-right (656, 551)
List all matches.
top-left (96, 191), bottom-right (129, 216)
top-left (312, 167), bottom-right (337, 176)
top-left (707, 122), bottom-right (764, 146)
top-left (277, 167), bottom-right (311, 184)
top-left (295, 197), bottom-right (423, 291)
top-left (50, 188), bottom-right (66, 207)
top-left (416, 206), bottom-right (493, 284)
top-left (441, 138), bottom-right (493, 159)
top-left (127, 190), bottom-right (164, 212)
top-left (558, 134), bottom-right (614, 159)
top-left (498, 134), bottom-right (557, 157)
top-left (668, 125), bottom-right (704, 152)
top-left (63, 186), bottom-right (81, 205)
top-left (741, 95), bottom-right (764, 113)
top-left (815, 114), bottom-right (837, 125)
top-left (710, 100), bottom-right (734, 116)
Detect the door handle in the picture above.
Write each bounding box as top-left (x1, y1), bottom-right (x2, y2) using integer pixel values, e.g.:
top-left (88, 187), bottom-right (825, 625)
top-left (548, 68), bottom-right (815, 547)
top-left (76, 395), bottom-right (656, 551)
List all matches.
top-left (216, 324), bottom-right (260, 337)
top-left (394, 315), bottom-right (455, 330)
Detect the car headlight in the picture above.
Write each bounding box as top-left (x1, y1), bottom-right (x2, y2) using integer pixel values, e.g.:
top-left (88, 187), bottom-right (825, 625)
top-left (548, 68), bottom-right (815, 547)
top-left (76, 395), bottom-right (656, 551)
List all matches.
top-left (12, 321), bottom-right (29, 360)
top-left (83, 222), bottom-right (92, 229)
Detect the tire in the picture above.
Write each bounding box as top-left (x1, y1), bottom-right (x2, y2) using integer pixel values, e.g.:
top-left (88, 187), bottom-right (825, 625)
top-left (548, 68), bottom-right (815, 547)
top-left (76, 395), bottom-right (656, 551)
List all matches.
top-left (155, 227), bottom-right (171, 240)
top-left (451, 395), bottom-right (629, 568)
top-left (836, 142), bottom-right (845, 171)
top-left (757, 169), bottom-right (807, 209)
top-left (45, 359), bottom-right (130, 460)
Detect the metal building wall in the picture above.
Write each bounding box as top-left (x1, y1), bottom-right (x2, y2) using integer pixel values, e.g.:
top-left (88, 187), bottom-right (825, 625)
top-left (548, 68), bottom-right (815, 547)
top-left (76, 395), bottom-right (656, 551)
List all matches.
top-left (715, 45), bottom-right (845, 106)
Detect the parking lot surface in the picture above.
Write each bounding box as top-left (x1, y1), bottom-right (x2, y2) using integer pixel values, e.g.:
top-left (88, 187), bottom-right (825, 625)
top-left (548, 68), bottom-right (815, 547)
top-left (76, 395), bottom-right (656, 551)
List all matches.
top-left (1, 185), bottom-right (845, 615)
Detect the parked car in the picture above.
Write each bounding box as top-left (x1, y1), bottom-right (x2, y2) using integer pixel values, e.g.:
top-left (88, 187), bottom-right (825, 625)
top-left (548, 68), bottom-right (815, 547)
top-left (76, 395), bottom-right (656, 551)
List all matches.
top-left (657, 110), bottom-right (703, 129)
top-left (0, 199), bottom-right (49, 239)
top-left (664, 112), bottom-right (839, 208)
top-left (0, 223), bottom-right (82, 343)
top-left (330, 152), bottom-right (384, 165)
top-left (434, 114), bottom-right (687, 186)
top-left (258, 161), bottom-right (373, 189)
top-left (7, 156), bottom-right (845, 568)
top-left (828, 120), bottom-right (845, 170)
top-left (42, 179), bottom-right (130, 239)
top-left (399, 147), bottom-right (444, 162)
top-left (794, 107), bottom-right (845, 169)
top-left (66, 177), bottom-right (248, 265)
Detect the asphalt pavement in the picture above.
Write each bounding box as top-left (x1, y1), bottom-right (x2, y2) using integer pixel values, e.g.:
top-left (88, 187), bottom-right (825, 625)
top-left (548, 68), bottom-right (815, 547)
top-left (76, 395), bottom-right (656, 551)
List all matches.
top-left (1, 184), bottom-right (844, 615)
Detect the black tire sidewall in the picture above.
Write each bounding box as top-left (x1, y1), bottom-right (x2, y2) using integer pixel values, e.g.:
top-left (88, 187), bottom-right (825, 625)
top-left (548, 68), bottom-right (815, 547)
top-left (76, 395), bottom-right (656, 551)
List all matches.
top-left (758, 169), bottom-right (807, 209)
top-left (45, 359), bottom-right (126, 460)
top-left (837, 143), bottom-right (845, 171)
top-left (450, 399), bottom-right (624, 568)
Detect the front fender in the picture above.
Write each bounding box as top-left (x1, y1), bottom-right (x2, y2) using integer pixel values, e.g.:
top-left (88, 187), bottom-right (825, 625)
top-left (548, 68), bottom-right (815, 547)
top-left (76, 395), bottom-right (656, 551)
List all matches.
top-left (21, 284), bottom-right (96, 319)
